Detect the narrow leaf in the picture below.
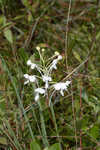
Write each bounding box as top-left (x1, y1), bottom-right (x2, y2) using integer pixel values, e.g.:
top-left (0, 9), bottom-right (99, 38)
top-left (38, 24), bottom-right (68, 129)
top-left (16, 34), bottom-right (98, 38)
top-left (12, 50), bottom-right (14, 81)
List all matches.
top-left (73, 51), bottom-right (82, 63)
top-left (0, 137), bottom-right (7, 145)
top-left (49, 143), bottom-right (61, 150)
top-left (30, 140), bottom-right (41, 150)
top-left (4, 29), bottom-right (13, 44)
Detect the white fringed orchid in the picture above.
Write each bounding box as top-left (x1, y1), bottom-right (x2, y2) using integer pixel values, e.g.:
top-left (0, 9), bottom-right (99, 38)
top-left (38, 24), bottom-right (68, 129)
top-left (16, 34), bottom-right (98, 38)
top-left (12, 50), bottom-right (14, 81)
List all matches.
top-left (53, 81), bottom-right (71, 96)
top-left (24, 49), bottom-right (71, 103)
top-left (24, 74), bottom-right (36, 85)
top-left (42, 75), bottom-right (52, 89)
top-left (49, 55), bottom-right (62, 71)
top-left (35, 88), bottom-right (45, 101)
top-left (27, 60), bottom-right (37, 70)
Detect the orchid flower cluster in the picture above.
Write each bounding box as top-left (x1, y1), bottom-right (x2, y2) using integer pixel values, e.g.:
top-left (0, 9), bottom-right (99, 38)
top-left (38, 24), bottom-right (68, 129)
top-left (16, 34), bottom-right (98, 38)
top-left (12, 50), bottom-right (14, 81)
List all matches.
top-left (24, 47), bottom-right (71, 103)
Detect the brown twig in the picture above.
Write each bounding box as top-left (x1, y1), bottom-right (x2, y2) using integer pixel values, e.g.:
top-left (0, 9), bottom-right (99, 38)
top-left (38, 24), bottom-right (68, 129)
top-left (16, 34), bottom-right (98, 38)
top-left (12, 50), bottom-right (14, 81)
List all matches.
top-left (65, 0), bottom-right (72, 69)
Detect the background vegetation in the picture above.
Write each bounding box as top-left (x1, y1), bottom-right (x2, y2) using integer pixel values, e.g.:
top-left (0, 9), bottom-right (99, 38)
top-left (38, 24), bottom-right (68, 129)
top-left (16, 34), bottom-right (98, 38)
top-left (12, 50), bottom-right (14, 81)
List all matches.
top-left (0, 0), bottom-right (100, 149)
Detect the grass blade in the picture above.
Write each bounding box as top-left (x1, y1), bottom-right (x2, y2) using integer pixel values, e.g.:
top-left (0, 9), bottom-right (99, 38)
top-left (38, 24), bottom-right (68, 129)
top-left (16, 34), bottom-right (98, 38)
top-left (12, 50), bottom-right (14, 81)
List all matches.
top-left (0, 55), bottom-right (34, 140)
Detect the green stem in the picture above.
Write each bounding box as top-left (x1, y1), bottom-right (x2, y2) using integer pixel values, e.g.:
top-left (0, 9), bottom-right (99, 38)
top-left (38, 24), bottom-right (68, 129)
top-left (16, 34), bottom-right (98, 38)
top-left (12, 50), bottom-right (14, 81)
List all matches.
top-left (50, 102), bottom-right (62, 149)
top-left (38, 100), bottom-right (49, 147)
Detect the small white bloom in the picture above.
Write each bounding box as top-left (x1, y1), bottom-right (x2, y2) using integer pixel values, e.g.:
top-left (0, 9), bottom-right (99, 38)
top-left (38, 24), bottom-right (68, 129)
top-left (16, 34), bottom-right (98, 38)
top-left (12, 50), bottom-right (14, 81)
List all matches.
top-left (24, 74), bottom-right (29, 79)
top-left (24, 80), bottom-right (29, 85)
top-left (53, 83), bottom-right (67, 91)
top-left (35, 93), bottom-right (39, 101)
top-left (35, 88), bottom-right (45, 101)
top-left (24, 74), bottom-right (29, 84)
top-left (30, 63), bottom-right (36, 69)
top-left (65, 81), bottom-right (71, 86)
top-left (35, 88), bottom-right (45, 94)
top-left (52, 59), bottom-right (58, 65)
top-left (51, 65), bottom-right (57, 70)
top-left (28, 75), bottom-right (36, 82)
top-left (42, 75), bottom-right (52, 89)
top-left (27, 60), bottom-right (37, 70)
top-left (24, 74), bottom-right (36, 85)
top-left (50, 59), bottom-right (58, 71)
top-left (42, 75), bottom-right (52, 82)
top-left (49, 55), bottom-right (62, 71)
top-left (53, 81), bottom-right (71, 96)
top-left (27, 60), bottom-right (32, 66)
top-left (57, 55), bottom-right (62, 60)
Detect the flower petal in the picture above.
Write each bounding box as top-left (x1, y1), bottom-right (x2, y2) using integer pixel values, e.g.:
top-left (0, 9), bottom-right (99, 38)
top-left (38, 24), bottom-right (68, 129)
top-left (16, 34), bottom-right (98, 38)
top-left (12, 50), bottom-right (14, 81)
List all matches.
top-left (35, 88), bottom-right (45, 94)
top-left (27, 60), bottom-right (32, 66)
top-left (30, 63), bottom-right (36, 69)
top-left (24, 80), bottom-right (29, 85)
top-left (57, 55), bottom-right (62, 60)
top-left (65, 81), bottom-right (71, 86)
top-left (53, 81), bottom-right (71, 96)
top-left (29, 75), bottom-right (36, 82)
top-left (24, 74), bottom-right (29, 79)
top-left (42, 75), bottom-right (52, 82)
top-left (35, 93), bottom-right (39, 101)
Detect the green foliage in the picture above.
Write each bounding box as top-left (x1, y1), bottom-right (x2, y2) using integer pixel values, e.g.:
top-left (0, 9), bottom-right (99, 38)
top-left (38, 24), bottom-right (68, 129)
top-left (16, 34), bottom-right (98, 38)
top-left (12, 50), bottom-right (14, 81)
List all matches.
top-left (0, 136), bottom-right (7, 145)
top-left (30, 140), bottom-right (41, 150)
top-left (48, 143), bottom-right (61, 150)
top-left (4, 28), bottom-right (13, 44)
top-left (30, 141), bottom-right (61, 150)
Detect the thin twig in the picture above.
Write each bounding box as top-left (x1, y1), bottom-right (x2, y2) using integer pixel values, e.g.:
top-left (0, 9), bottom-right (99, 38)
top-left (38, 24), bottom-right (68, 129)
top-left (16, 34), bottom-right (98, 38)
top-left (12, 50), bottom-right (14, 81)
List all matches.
top-left (65, 0), bottom-right (72, 69)
top-left (34, 135), bottom-right (80, 139)
top-left (71, 82), bottom-right (78, 150)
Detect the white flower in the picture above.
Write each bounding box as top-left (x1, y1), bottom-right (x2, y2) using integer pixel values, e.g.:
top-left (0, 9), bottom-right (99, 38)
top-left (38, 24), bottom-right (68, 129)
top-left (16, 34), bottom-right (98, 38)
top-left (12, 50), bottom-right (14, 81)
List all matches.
top-left (24, 74), bottom-right (30, 85)
top-left (24, 80), bottom-right (30, 85)
top-left (27, 59), bottom-right (37, 70)
top-left (28, 75), bottom-right (36, 82)
top-left (57, 55), bottom-right (62, 60)
top-left (53, 81), bottom-right (71, 96)
top-left (27, 60), bottom-right (32, 66)
top-left (42, 75), bottom-right (52, 89)
top-left (35, 94), bottom-right (39, 101)
top-left (24, 74), bottom-right (36, 85)
top-left (30, 63), bottom-right (37, 69)
top-left (35, 88), bottom-right (45, 101)
top-left (24, 74), bottom-right (29, 79)
top-left (65, 81), bottom-right (71, 86)
top-left (42, 75), bottom-right (52, 82)
top-left (35, 88), bottom-right (45, 94)
top-left (49, 55), bottom-right (62, 71)
top-left (49, 59), bottom-right (58, 71)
